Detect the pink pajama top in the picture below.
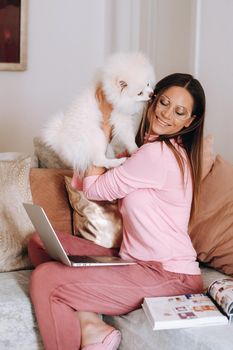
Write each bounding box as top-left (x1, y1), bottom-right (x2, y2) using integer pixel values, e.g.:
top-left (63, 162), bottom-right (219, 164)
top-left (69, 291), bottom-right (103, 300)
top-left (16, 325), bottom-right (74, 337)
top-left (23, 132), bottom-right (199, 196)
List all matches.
top-left (83, 141), bottom-right (200, 275)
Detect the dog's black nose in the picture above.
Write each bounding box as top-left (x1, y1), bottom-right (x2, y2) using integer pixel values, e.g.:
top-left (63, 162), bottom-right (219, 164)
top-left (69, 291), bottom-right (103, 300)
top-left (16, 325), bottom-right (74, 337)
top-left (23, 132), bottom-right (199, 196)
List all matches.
top-left (149, 92), bottom-right (154, 98)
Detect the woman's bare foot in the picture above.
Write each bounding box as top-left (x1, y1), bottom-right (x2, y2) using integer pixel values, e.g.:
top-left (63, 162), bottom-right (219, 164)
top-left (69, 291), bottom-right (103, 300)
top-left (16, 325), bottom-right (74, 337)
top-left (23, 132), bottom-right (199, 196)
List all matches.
top-left (77, 311), bottom-right (116, 348)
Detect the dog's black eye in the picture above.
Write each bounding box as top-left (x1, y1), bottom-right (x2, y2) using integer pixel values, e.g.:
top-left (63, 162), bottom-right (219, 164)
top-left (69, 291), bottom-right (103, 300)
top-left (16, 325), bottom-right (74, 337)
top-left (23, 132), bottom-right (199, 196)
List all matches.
top-left (138, 91), bottom-right (143, 96)
top-left (147, 83), bottom-right (149, 86)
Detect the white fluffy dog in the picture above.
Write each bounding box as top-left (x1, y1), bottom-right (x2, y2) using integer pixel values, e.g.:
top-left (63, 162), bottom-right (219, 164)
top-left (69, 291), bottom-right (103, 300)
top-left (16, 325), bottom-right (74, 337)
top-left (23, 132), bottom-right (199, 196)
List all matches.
top-left (42, 52), bottom-right (156, 175)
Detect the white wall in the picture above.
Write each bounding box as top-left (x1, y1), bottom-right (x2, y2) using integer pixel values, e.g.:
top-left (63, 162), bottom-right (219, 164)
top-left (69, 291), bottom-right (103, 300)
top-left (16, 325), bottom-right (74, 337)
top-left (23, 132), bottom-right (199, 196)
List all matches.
top-left (107, 0), bottom-right (233, 162)
top-left (197, 0), bottom-right (233, 161)
top-left (105, 0), bottom-right (193, 77)
top-left (155, 0), bottom-right (193, 79)
top-left (0, 0), bottom-right (233, 162)
top-left (0, 0), bottom-right (107, 152)
top-left (154, 0), bottom-right (233, 162)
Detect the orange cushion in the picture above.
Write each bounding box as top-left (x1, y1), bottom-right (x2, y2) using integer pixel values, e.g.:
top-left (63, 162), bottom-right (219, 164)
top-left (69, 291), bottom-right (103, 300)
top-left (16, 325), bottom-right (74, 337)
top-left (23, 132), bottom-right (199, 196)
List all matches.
top-left (189, 155), bottom-right (233, 275)
top-left (202, 134), bottom-right (215, 179)
top-left (30, 168), bottom-right (73, 234)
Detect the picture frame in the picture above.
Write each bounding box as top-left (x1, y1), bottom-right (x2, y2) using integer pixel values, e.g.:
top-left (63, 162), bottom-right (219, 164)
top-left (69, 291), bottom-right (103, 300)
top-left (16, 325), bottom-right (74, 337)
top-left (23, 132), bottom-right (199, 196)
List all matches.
top-left (0, 0), bottom-right (28, 71)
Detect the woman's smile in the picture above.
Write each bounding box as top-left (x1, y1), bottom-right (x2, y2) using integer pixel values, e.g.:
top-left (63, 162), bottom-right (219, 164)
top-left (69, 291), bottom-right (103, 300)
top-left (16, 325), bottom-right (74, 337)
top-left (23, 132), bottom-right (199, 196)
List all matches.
top-left (155, 115), bottom-right (172, 127)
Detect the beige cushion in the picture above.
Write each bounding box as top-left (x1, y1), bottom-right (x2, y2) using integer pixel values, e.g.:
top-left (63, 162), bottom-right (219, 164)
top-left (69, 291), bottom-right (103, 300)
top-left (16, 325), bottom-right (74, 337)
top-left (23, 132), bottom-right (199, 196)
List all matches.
top-left (30, 168), bottom-right (73, 234)
top-left (0, 152), bottom-right (38, 167)
top-left (65, 176), bottom-right (123, 248)
top-left (33, 136), bottom-right (71, 169)
top-left (0, 156), bottom-right (34, 272)
top-left (189, 155), bottom-right (233, 275)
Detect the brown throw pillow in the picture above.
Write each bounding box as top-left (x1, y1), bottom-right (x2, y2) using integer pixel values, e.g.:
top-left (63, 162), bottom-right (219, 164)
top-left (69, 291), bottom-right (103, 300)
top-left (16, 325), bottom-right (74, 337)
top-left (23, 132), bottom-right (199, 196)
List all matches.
top-left (65, 176), bottom-right (123, 248)
top-left (30, 168), bottom-right (73, 234)
top-left (189, 155), bottom-right (233, 275)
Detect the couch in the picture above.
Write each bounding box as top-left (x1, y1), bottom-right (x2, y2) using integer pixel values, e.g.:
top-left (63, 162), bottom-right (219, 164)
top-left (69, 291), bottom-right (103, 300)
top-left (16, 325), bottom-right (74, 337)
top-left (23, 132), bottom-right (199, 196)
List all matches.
top-left (0, 148), bottom-right (233, 350)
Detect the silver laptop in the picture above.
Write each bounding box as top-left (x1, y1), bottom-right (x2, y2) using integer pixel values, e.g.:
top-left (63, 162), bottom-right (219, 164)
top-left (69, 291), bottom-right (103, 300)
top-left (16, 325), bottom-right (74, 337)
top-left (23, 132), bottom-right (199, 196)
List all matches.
top-left (23, 203), bottom-right (136, 267)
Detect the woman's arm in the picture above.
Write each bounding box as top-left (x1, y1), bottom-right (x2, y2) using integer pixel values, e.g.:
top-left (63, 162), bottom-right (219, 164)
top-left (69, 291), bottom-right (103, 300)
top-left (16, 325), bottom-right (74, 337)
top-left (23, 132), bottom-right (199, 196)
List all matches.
top-left (83, 143), bottom-right (166, 202)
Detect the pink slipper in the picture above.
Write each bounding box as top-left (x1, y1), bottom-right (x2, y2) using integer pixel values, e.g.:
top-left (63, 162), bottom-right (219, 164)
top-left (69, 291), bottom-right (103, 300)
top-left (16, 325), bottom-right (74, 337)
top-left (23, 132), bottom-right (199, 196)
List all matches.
top-left (82, 329), bottom-right (121, 350)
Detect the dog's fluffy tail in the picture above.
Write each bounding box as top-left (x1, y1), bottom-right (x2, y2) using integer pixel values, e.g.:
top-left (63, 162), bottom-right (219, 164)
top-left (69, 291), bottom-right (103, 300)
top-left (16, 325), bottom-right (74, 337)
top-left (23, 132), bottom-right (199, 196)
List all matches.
top-left (42, 112), bottom-right (64, 151)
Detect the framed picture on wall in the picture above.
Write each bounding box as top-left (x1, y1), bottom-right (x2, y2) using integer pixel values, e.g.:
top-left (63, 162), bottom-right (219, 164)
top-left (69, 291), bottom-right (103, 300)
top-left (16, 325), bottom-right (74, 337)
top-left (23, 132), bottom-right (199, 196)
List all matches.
top-left (0, 0), bottom-right (28, 71)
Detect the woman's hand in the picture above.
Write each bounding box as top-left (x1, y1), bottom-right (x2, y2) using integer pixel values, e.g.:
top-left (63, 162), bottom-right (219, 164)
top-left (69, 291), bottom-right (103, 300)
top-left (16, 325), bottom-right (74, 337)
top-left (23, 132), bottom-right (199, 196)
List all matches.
top-left (116, 150), bottom-right (130, 158)
top-left (84, 165), bottom-right (106, 177)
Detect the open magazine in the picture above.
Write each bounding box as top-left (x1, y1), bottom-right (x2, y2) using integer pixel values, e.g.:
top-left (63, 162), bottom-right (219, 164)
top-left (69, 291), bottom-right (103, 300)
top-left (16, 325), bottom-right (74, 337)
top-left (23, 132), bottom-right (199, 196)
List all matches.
top-left (142, 278), bottom-right (233, 330)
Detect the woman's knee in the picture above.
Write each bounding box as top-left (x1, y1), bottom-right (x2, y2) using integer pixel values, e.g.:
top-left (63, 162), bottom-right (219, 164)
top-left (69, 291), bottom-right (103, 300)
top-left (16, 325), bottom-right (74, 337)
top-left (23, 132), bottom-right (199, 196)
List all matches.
top-left (28, 232), bottom-right (52, 266)
top-left (28, 232), bottom-right (41, 247)
top-left (30, 261), bottom-right (63, 298)
top-left (28, 232), bottom-right (43, 255)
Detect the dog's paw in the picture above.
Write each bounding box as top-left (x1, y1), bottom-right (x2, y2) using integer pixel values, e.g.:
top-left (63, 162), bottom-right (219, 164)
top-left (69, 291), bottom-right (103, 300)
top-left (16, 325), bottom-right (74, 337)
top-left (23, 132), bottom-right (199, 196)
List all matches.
top-left (123, 140), bottom-right (138, 155)
top-left (107, 157), bottom-right (127, 168)
top-left (116, 157), bottom-right (127, 166)
top-left (97, 157), bottom-right (127, 169)
top-left (127, 145), bottom-right (138, 155)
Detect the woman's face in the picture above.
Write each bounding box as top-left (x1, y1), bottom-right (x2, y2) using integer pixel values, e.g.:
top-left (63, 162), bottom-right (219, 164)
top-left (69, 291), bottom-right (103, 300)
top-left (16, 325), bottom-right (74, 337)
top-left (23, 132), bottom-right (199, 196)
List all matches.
top-left (149, 86), bottom-right (195, 135)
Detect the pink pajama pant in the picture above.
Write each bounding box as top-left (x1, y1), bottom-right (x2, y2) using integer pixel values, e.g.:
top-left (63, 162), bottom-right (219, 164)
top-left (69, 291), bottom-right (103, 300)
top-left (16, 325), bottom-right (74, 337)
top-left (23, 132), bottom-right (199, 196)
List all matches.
top-left (28, 232), bottom-right (203, 350)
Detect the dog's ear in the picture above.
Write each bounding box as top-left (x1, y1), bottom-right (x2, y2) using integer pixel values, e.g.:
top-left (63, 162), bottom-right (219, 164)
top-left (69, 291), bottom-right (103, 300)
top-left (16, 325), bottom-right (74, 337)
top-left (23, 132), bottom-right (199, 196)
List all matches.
top-left (116, 79), bottom-right (128, 92)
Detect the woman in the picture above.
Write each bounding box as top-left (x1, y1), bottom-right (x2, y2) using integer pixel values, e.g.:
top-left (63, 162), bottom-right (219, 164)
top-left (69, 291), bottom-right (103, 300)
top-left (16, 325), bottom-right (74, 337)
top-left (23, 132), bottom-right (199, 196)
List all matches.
top-left (28, 73), bottom-right (205, 350)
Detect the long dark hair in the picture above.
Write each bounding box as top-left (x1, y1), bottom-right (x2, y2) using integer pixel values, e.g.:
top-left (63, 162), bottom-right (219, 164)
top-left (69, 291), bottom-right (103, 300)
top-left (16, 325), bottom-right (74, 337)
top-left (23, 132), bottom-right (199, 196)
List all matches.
top-left (136, 73), bottom-right (206, 223)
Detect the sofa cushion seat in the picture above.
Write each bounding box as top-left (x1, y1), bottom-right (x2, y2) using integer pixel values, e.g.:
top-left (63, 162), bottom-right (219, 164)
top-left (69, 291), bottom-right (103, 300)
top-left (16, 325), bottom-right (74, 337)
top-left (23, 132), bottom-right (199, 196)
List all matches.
top-left (0, 270), bottom-right (43, 350)
top-left (104, 266), bottom-right (233, 350)
top-left (105, 308), bottom-right (233, 350)
top-left (0, 266), bottom-right (232, 350)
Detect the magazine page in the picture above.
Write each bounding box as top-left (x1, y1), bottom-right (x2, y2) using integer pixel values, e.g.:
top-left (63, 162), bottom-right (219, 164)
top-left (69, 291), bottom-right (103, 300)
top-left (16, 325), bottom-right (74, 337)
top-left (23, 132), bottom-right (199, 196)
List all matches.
top-left (142, 293), bottom-right (228, 330)
top-left (208, 278), bottom-right (233, 316)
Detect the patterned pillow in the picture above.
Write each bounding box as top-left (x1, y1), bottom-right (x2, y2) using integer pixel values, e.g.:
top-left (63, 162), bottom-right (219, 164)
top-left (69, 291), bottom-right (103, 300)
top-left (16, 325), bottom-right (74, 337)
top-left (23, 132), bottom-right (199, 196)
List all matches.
top-left (65, 176), bottom-right (123, 248)
top-left (0, 152), bottom-right (38, 167)
top-left (0, 156), bottom-right (34, 272)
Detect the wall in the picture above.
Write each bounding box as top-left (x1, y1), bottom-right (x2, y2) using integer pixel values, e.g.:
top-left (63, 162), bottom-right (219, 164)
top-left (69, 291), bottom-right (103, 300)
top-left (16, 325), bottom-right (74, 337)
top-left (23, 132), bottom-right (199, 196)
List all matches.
top-left (107, 0), bottom-right (233, 162)
top-left (155, 0), bottom-right (193, 79)
top-left (0, 0), bottom-right (107, 152)
top-left (105, 0), bottom-right (193, 77)
top-left (0, 0), bottom-right (233, 162)
top-left (154, 0), bottom-right (233, 161)
top-left (197, 0), bottom-right (233, 161)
